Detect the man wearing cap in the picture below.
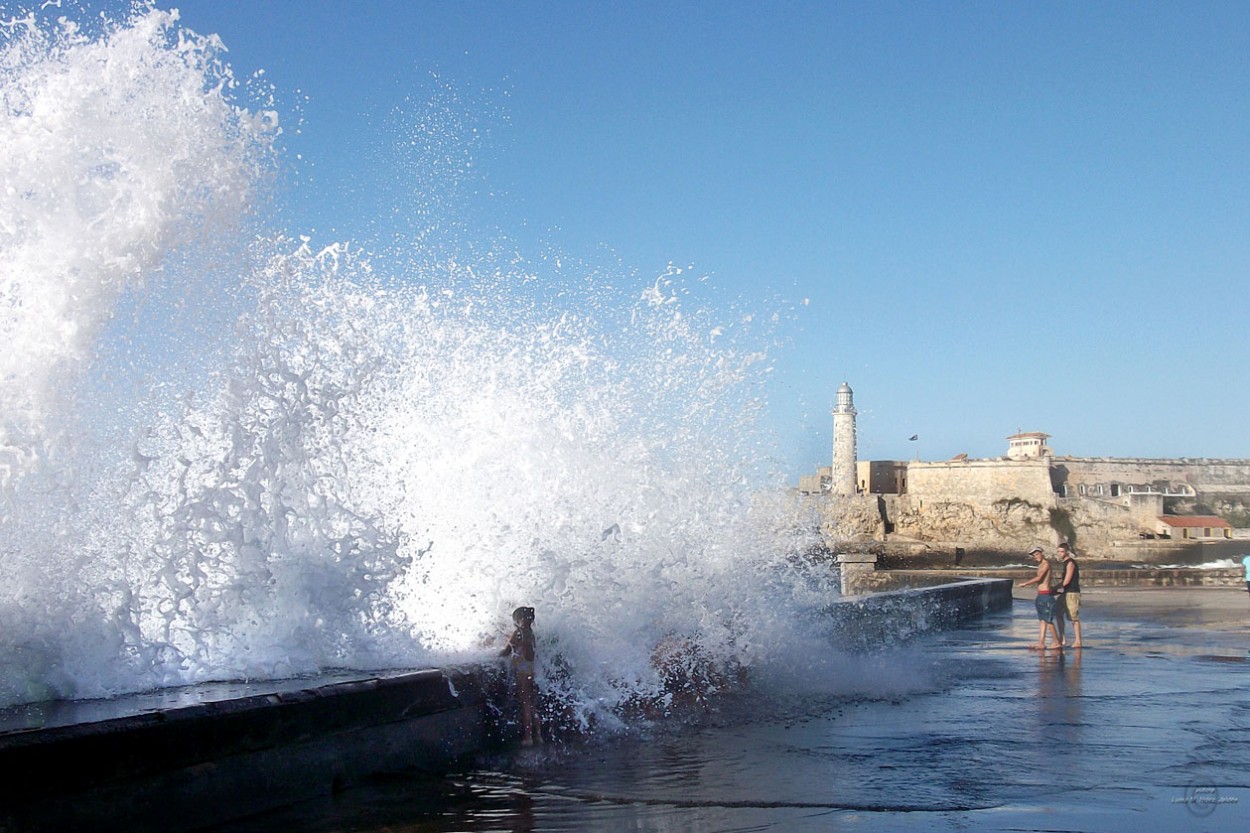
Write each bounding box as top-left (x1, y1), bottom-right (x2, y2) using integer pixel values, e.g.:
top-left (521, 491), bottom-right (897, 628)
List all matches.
top-left (1017, 546), bottom-right (1061, 649)
top-left (1056, 543), bottom-right (1083, 648)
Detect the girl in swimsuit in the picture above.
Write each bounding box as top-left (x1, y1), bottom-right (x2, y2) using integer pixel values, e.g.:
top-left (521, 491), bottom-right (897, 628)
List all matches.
top-left (500, 606), bottom-right (542, 745)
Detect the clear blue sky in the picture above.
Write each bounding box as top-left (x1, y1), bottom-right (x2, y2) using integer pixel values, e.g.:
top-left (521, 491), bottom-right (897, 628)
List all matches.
top-left (158, 1), bottom-right (1249, 475)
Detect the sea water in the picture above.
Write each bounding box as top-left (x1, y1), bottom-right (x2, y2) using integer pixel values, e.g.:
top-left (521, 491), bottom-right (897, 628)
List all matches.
top-left (0, 3), bottom-right (873, 728)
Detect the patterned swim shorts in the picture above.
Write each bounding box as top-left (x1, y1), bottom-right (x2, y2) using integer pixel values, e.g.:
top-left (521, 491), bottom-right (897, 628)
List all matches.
top-left (1034, 594), bottom-right (1057, 623)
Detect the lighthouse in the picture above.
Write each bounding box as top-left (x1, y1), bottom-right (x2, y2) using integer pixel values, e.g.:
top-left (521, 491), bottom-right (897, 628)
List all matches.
top-left (832, 381), bottom-right (857, 496)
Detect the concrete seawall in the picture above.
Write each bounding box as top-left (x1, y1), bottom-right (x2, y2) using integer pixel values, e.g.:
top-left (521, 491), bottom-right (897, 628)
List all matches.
top-left (0, 579), bottom-right (1014, 832)
top-left (825, 578), bottom-right (1015, 650)
top-left (0, 667), bottom-right (503, 833)
top-left (898, 567), bottom-right (1244, 588)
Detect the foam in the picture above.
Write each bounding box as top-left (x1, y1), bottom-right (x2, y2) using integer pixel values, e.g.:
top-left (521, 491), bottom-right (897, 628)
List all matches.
top-left (0, 5), bottom-right (835, 726)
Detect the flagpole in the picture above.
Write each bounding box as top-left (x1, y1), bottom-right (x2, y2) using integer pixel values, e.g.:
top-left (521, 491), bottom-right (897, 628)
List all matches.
top-left (909, 434), bottom-right (919, 461)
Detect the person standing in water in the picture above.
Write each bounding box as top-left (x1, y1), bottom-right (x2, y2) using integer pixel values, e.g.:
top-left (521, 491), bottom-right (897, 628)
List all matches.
top-left (1018, 546), bottom-right (1062, 649)
top-left (500, 606), bottom-right (542, 746)
top-left (1057, 543), bottom-right (1083, 648)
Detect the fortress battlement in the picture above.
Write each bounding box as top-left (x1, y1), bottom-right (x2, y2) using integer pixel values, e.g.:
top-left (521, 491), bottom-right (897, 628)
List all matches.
top-left (1052, 456), bottom-right (1250, 466)
top-left (806, 384), bottom-right (1250, 555)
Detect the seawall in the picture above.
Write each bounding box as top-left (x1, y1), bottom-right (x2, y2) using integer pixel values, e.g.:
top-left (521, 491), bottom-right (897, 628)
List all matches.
top-left (0, 578), bottom-right (1015, 832)
top-left (896, 567), bottom-right (1244, 588)
top-left (824, 578), bottom-right (1015, 650)
top-left (0, 667), bottom-right (504, 833)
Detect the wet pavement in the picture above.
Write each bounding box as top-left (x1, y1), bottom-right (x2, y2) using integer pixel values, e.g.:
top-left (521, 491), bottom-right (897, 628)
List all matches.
top-left (210, 587), bottom-right (1250, 833)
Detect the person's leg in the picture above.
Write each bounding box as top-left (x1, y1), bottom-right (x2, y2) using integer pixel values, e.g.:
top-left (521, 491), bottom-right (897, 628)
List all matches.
top-left (526, 674), bottom-right (543, 744)
top-left (1033, 597), bottom-right (1048, 648)
top-left (530, 694), bottom-right (543, 745)
top-left (1040, 596), bottom-right (1058, 647)
top-left (1040, 592), bottom-right (1060, 645)
top-left (518, 674), bottom-right (536, 744)
top-left (1068, 594), bottom-right (1083, 647)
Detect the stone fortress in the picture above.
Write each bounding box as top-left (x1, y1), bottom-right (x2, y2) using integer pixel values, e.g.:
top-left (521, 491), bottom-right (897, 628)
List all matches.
top-left (801, 383), bottom-right (1250, 559)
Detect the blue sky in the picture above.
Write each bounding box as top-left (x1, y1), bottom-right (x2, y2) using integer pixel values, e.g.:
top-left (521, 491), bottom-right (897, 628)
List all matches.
top-left (159, 1), bottom-right (1248, 477)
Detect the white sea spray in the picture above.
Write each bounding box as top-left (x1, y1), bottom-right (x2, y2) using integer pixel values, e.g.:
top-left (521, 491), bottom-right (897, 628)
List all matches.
top-left (0, 4), bottom-right (870, 722)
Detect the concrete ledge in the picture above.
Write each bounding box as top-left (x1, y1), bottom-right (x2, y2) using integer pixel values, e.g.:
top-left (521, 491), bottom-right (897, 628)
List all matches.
top-left (0, 667), bottom-right (505, 833)
top-left (825, 578), bottom-right (1015, 650)
top-left (0, 580), bottom-right (1016, 831)
top-left (900, 567), bottom-right (1244, 588)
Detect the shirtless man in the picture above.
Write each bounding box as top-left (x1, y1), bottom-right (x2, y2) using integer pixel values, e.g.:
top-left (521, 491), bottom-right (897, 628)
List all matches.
top-left (1017, 546), bottom-right (1061, 649)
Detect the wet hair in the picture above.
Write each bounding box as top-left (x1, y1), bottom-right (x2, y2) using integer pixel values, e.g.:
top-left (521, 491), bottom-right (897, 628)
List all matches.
top-left (512, 606), bottom-right (535, 626)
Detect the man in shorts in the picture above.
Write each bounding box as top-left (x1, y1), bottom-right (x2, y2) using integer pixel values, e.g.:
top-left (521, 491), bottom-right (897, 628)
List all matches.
top-left (1017, 546), bottom-right (1061, 649)
top-left (1057, 542), bottom-right (1082, 648)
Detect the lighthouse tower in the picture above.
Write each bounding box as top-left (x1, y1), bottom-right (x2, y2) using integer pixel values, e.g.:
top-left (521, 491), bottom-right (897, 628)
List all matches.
top-left (831, 381), bottom-right (857, 496)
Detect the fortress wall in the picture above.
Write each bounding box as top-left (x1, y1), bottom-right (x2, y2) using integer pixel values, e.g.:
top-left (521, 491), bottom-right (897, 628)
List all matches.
top-left (882, 492), bottom-right (1054, 551)
top-left (820, 494), bottom-right (886, 543)
top-left (815, 449), bottom-right (1250, 555)
top-left (1056, 497), bottom-right (1142, 548)
top-left (908, 459), bottom-right (1055, 506)
top-left (1056, 458), bottom-right (1250, 492)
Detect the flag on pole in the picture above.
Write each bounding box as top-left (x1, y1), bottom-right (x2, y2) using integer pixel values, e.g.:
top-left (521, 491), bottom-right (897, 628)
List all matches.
top-left (908, 434), bottom-right (919, 441)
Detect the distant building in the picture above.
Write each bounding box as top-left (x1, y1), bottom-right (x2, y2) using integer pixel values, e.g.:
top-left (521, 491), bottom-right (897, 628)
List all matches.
top-left (1007, 431), bottom-right (1052, 460)
top-left (1155, 516), bottom-right (1233, 540)
top-left (798, 384), bottom-right (1250, 549)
